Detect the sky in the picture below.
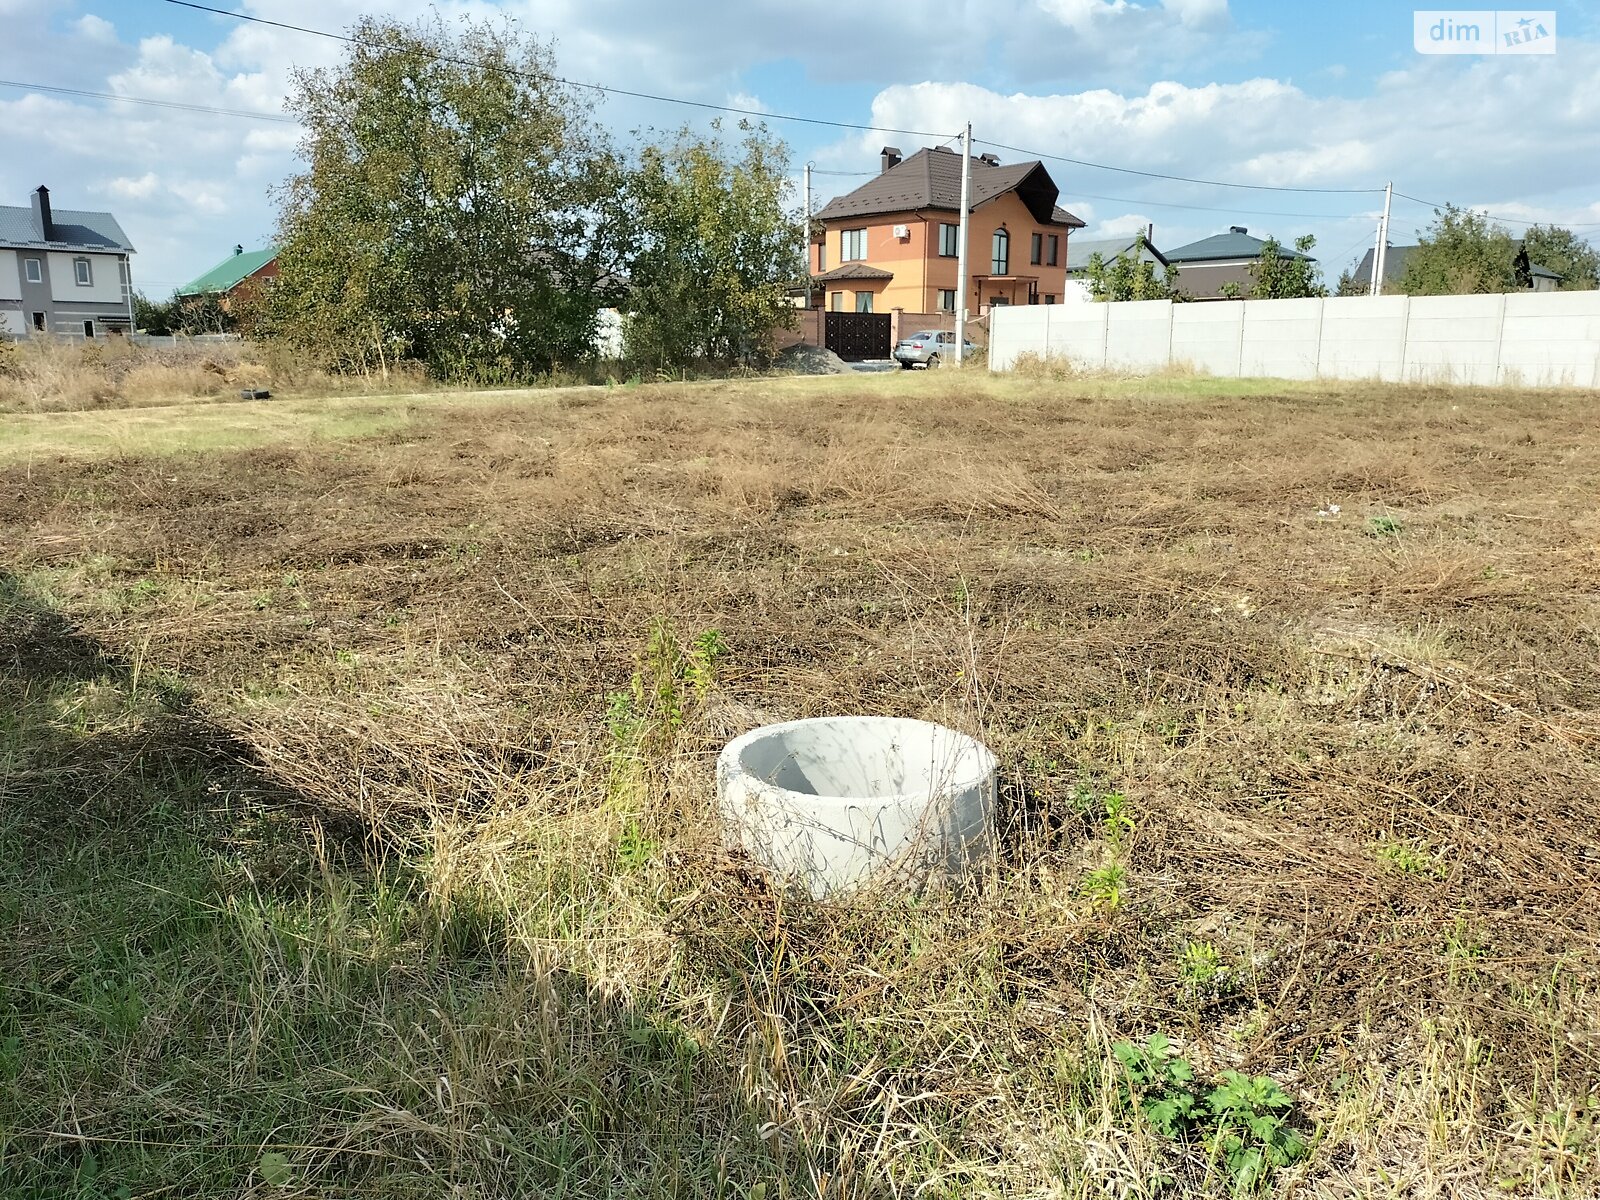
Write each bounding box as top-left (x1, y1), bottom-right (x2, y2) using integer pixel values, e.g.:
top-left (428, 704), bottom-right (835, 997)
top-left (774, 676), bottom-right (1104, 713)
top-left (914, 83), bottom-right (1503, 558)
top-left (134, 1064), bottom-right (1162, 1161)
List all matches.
top-left (3, 0), bottom-right (1599, 293)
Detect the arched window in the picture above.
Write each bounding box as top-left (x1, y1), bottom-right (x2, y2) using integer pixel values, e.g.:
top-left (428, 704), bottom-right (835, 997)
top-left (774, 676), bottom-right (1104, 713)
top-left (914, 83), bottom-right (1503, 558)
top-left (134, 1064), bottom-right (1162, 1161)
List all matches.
top-left (991, 228), bottom-right (1009, 275)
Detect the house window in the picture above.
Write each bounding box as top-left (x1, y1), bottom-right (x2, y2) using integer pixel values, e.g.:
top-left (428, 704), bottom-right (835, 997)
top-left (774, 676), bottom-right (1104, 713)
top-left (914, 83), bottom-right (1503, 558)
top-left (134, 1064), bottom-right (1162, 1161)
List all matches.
top-left (1045, 294), bottom-right (1057, 305)
top-left (830, 291), bottom-right (844, 312)
top-left (83, 320), bottom-right (95, 338)
top-left (817, 241), bottom-right (826, 272)
top-left (938, 223), bottom-right (959, 257)
top-left (1031, 233), bottom-right (1043, 266)
top-left (31, 312), bottom-right (45, 331)
top-left (74, 258), bottom-right (92, 286)
top-left (855, 292), bottom-right (873, 313)
top-left (937, 289), bottom-right (955, 312)
top-left (991, 229), bottom-right (1009, 275)
top-left (24, 258), bottom-right (42, 284)
top-left (841, 229), bottom-right (867, 261)
top-left (1047, 235), bottom-right (1059, 266)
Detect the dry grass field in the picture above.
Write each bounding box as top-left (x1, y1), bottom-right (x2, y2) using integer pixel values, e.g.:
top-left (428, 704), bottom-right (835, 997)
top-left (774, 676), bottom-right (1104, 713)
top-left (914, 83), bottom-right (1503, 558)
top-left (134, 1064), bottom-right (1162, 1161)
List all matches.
top-left (2, 370), bottom-right (1597, 1198)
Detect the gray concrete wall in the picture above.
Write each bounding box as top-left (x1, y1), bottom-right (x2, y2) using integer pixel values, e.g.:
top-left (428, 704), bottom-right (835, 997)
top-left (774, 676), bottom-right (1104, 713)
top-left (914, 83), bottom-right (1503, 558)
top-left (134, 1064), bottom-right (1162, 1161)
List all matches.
top-left (989, 291), bottom-right (1600, 388)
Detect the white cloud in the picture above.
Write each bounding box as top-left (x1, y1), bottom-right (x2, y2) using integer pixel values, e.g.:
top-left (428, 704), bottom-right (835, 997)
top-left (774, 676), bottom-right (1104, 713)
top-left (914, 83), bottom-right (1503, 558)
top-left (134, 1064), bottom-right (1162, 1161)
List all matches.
top-left (106, 172), bottom-right (161, 199)
top-left (74, 13), bottom-right (117, 42)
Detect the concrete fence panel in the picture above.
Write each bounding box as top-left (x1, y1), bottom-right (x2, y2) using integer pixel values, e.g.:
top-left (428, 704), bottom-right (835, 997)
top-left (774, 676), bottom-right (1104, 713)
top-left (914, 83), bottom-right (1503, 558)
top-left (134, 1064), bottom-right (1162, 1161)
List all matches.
top-left (1498, 290), bottom-right (1600, 388)
top-left (986, 305), bottom-right (1051, 370)
top-left (1402, 294), bottom-right (1504, 385)
top-left (988, 290), bottom-right (1600, 388)
top-left (1241, 297), bottom-right (1323, 380)
top-left (1104, 299), bottom-right (1172, 370)
top-left (1170, 303), bottom-right (1244, 376)
top-left (1317, 296), bottom-right (1410, 382)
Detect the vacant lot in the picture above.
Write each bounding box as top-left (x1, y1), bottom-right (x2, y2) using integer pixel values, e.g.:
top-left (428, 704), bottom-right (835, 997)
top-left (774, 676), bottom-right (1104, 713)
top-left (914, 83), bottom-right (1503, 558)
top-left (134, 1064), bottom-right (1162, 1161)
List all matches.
top-left (2, 372), bottom-right (1597, 1198)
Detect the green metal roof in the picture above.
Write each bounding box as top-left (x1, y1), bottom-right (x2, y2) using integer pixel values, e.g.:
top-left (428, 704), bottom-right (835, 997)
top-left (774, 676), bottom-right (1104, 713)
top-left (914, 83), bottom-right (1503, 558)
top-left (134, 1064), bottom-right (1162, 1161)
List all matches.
top-left (177, 247), bottom-right (277, 296)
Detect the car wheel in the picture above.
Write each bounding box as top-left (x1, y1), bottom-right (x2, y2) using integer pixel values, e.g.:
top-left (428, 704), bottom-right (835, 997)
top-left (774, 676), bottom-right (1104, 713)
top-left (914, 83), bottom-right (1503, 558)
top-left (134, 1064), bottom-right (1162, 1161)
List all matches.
top-left (926, 353), bottom-right (940, 369)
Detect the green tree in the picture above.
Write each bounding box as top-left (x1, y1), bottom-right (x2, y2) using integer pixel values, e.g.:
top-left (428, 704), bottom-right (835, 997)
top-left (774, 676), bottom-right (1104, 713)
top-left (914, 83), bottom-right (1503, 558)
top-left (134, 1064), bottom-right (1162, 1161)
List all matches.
top-left (623, 122), bottom-right (804, 371)
top-left (1399, 205), bottom-right (1519, 294)
top-left (132, 291), bottom-right (175, 335)
top-left (1522, 224), bottom-right (1600, 291)
top-left (1085, 235), bottom-right (1178, 301)
top-left (264, 15), bottom-right (627, 380)
top-left (1334, 268), bottom-right (1370, 297)
top-left (1247, 235), bottom-right (1325, 298)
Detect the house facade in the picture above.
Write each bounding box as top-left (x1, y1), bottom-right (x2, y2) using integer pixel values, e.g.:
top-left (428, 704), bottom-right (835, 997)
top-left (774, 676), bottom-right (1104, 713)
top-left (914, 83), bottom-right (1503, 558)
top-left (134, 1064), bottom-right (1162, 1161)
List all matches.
top-left (1163, 226), bottom-right (1316, 300)
top-left (0, 186), bottom-right (135, 337)
top-left (178, 245), bottom-right (279, 311)
top-left (810, 147), bottom-right (1084, 316)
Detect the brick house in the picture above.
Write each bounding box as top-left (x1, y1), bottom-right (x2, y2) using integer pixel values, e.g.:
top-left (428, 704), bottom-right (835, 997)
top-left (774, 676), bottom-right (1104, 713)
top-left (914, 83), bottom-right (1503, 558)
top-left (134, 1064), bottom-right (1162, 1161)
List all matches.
top-left (810, 147), bottom-right (1085, 316)
top-left (177, 245), bottom-right (279, 311)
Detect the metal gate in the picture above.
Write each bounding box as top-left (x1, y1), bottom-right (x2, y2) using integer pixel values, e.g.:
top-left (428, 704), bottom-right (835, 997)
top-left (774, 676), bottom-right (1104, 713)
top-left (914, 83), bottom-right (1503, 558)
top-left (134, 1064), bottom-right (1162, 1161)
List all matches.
top-left (824, 312), bottom-right (891, 362)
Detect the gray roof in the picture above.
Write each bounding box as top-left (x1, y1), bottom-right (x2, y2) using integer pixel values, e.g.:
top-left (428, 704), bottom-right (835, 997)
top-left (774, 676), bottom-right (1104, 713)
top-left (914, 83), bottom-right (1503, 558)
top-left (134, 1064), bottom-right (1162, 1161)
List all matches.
top-left (0, 204), bottom-right (135, 253)
top-left (1165, 229), bottom-right (1313, 264)
top-left (1352, 242), bottom-right (1561, 286)
top-left (816, 148), bottom-right (1085, 228)
top-left (1066, 235), bottom-right (1171, 273)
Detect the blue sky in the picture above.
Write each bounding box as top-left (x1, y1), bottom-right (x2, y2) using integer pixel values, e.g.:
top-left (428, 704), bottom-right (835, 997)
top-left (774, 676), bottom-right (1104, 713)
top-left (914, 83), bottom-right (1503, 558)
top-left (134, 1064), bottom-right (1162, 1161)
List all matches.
top-left (4, 0), bottom-right (1599, 291)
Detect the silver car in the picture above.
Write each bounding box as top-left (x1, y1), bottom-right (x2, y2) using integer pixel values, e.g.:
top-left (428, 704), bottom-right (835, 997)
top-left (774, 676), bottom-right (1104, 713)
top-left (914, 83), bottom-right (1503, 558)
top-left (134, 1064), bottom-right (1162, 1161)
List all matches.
top-left (893, 329), bottom-right (977, 369)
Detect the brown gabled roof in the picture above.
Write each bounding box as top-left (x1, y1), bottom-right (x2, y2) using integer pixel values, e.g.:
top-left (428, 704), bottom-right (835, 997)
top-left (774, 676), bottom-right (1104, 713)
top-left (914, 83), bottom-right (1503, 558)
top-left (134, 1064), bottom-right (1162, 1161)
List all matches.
top-left (814, 263), bottom-right (895, 282)
top-left (815, 148), bottom-right (1085, 228)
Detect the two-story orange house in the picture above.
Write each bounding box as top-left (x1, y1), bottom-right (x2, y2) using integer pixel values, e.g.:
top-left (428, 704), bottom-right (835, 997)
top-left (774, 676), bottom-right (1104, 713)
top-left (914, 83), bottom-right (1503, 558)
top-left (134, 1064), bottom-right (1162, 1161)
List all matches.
top-left (810, 146), bottom-right (1085, 315)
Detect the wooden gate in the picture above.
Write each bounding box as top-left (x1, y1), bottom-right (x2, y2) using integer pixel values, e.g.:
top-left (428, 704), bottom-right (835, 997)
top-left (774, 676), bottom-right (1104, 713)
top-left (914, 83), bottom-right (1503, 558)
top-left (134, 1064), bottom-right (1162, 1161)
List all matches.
top-left (824, 312), bottom-right (891, 361)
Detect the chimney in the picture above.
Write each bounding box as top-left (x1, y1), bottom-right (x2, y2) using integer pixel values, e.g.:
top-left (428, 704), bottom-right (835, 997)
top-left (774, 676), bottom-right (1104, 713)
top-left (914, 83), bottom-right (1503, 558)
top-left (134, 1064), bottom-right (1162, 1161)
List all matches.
top-left (1147, 223), bottom-right (1154, 243)
top-left (31, 185), bottom-right (53, 241)
top-left (234, 244), bottom-right (244, 256)
top-left (880, 146), bottom-right (902, 173)
top-left (1229, 225), bottom-right (1248, 235)
top-left (978, 152), bottom-right (1000, 167)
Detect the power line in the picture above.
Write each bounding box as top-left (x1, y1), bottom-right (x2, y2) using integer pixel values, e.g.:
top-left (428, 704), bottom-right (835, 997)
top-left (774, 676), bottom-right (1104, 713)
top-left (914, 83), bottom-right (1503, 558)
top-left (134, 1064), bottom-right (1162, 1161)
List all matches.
top-left (1070, 189), bottom-right (1372, 221)
top-left (0, 77), bottom-right (296, 123)
top-left (1391, 190), bottom-right (1600, 230)
top-left (165, 0), bottom-right (1378, 202)
top-left (974, 137), bottom-right (1383, 196)
top-left (162, 0), bottom-right (959, 141)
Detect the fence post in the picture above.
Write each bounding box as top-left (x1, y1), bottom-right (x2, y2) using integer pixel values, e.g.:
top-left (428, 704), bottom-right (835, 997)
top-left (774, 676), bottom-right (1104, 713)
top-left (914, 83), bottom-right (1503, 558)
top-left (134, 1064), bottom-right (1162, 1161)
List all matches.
top-left (1235, 301), bottom-right (1246, 377)
top-left (1399, 295), bottom-right (1413, 382)
top-left (1313, 297), bottom-right (1326, 380)
top-left (1491, 292), bottom-right (1508, 385)
top-left (1098, 304), bottom-right (1110, 368)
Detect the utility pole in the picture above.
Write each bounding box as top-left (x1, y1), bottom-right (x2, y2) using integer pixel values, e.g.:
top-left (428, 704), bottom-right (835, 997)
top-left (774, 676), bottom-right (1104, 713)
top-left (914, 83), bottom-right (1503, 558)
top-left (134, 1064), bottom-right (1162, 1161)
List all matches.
top-left (803, 162), bottom-right (813, 297)
top-left (954, 123), bottom-right (972, 366)
top-left (1373, 181), bottom-right (1393, 297)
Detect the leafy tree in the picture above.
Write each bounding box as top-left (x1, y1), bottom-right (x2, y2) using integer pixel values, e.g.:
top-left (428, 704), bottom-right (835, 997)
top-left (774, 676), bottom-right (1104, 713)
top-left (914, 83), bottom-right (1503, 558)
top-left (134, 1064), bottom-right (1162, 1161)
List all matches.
top-left (1085, 235), bottom-right (1178, 301)
top-left (1334, 268), bottom-right (1370, 297)
top-left (132, 291), bottom-right (175, 335)
top-left (1522, 224), bottom-right (1600, 291)
top-left (1399, 204), bottom-right (1519, 295)
top-left (174, 292), bottom-right (233, 336)
top-left (264, 15), bottom-right (627, 380)
top-left (1246, 235), bottom-right (1325, 298)
top-left (623, 121), bottom-right (804, 371)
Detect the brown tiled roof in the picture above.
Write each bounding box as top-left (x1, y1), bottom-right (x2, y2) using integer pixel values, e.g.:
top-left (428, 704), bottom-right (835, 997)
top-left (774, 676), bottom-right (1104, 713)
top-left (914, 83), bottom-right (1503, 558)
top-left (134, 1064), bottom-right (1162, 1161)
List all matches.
top-left (813, 263), bottom-right (894, 282)
top-left (815, 148), bottom-right (1085, 228)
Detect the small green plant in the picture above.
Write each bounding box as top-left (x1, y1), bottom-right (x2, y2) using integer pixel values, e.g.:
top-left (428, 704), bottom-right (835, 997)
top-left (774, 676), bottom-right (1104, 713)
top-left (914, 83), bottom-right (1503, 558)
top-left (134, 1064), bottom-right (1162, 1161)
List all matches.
top-left (1082, 863), bottom-right (1128, 912)
top-left (258, 1151), bottom-right (293, 1187)
top-left (617, 817), bottom-right (656, 871)
top-left (684, 628), bottom-right (725, 700)
top-left (1371, 836), bottom-right (1444, 877)
top-left (1113, 1033), bottom-right (1203, 1137)
top-left (1180, 940), bottom-right (1224, 987)
top-left (1366, 514), bottom-right (1403, 538)
top-left (1101, 791), bottom-right (1135, 849)
top-left (1112, 1036), bottom-right (1311, 1194)
top-left (1207, 1071), bottom-right (1310, 1192)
